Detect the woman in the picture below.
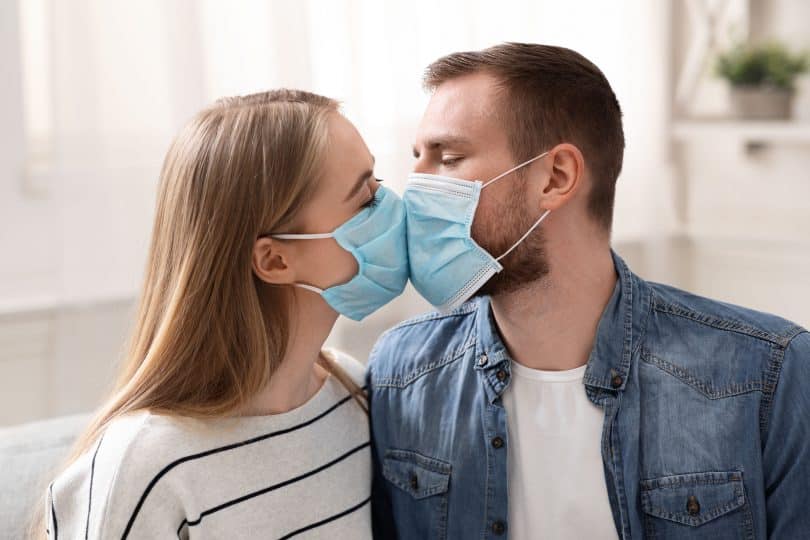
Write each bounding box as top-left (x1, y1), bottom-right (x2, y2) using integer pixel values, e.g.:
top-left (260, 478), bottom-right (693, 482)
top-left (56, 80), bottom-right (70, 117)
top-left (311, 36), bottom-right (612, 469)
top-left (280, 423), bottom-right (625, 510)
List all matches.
top-left (40, 90), bottom-right (408, 539)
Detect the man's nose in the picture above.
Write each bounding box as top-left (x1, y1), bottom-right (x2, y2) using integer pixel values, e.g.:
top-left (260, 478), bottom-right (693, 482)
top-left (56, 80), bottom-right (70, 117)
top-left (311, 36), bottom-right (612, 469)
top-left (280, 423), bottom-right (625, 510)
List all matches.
top-left (411, 156), bottom-right (438, 175)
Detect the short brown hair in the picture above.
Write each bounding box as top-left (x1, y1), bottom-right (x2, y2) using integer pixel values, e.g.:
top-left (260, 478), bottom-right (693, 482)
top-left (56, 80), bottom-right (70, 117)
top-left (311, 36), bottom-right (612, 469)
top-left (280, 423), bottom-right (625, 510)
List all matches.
top-left (424, 42), bottom-right (624, 231)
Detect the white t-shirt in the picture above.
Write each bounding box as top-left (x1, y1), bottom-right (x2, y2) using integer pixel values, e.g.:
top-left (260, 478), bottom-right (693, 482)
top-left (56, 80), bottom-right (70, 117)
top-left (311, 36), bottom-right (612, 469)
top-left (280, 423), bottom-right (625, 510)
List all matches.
top-left (47, 351), bottom-right (371, 540)
top-left (502, 361), bottom-right (618, 540)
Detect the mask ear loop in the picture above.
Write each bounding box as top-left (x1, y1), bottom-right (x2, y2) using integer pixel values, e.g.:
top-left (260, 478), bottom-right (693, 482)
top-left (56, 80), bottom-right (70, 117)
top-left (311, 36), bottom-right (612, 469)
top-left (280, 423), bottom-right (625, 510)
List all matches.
top-left (495, 209), bottom-right (551, 262)
top-left (481, 151), bottom-right (549, 189)
top-left (266, 233), bottom-right (334, 294)
top-left (271, 232), bottom-right (335, 240)
top-left (477, 151), bottom-right (552, 261)
top-left (293, 283), bottom-right (324, 294)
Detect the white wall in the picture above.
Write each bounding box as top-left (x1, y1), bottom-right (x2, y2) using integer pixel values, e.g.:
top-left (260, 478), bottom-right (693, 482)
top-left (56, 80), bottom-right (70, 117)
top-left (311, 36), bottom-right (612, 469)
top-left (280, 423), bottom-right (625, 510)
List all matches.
top-left (670, 0), bottom-right (810, 325)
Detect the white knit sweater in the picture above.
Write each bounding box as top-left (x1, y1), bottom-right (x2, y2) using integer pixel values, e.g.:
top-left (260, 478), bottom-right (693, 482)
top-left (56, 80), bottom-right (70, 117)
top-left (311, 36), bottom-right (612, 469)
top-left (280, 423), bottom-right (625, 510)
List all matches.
top-left (46, 352), bottom-right (370, 539)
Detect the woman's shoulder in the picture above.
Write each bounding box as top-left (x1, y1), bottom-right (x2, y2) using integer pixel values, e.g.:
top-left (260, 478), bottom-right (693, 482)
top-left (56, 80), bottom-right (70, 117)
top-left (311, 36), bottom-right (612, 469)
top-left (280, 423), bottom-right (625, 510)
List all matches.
top-left (51, 411), bottom-right (153, 497)
top-left (323, 348), bottom-right (367, 387)
top-left (48, 411), bottom-right (174, 537)
top-left (49, 410), bottom-right (234, 537)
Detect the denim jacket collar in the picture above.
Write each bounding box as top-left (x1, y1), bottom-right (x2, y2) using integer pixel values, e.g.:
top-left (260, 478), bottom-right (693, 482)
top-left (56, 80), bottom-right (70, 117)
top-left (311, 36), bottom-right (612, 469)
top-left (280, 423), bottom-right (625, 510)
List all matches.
top-left (472, 250), bottom-right (649, 401)
top-left (471, 295), bottom-right (512, 403)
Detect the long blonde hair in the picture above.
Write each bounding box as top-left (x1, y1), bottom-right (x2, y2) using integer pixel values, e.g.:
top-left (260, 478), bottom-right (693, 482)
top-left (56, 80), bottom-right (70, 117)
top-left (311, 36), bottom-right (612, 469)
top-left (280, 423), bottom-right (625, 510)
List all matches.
top-left (32, 89), bottom-right (365, 537)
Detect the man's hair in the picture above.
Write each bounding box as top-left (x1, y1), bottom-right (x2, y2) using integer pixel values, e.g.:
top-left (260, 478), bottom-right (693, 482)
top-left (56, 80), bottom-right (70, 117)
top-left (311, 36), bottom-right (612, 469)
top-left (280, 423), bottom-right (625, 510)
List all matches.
top-left (424, 42), bottom-right (624, 231)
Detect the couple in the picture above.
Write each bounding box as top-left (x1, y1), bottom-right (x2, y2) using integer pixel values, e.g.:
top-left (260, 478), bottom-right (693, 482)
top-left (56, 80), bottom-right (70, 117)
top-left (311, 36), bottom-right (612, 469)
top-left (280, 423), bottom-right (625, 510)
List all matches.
top-left (44, 43), bottom-right (809, 539)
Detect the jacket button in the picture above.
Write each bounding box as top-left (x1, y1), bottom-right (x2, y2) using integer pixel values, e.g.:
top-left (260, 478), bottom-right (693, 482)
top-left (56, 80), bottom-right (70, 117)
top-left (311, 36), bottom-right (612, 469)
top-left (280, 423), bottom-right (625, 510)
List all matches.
top-left (686, 495), bottom-right (700, 516)
top-left (492, 521), bottom-right (506, 535)
top-left (491, 436), bottom-right (504, 449)
top-left (496, 369), bottom-right (508, 382)
top-left (611, 374), bottom-right (623, 388)
top-left (409, 474), bottom-right (418, 491)
top-left (479, 354), bottom-right (489, 366)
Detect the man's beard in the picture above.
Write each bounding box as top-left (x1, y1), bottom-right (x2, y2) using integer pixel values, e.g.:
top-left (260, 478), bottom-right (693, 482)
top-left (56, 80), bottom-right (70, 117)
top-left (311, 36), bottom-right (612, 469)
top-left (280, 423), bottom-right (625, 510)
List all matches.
top-left (472, 189), bottom-right (550, 298)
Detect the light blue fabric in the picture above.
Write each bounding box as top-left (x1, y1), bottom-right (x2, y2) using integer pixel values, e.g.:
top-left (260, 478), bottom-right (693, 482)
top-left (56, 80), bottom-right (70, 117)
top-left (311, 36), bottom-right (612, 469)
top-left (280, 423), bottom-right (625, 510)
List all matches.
top-left (403, 152), bottom-right (550, 312)
top-left (281, 184), bottom-right (409, 321)
top-left (403, 174), bottom-right (501, 311)
top-left (321, 185), bottom-right (409, 320)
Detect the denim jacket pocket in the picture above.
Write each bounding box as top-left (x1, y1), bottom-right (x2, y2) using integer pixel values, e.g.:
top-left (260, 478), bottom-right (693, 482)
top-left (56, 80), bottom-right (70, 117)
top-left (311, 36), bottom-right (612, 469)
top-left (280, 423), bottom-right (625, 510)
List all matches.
top-left (641, 470), bottom-right (753, 539)
top-left (383, 449), bottom-right (451, 539)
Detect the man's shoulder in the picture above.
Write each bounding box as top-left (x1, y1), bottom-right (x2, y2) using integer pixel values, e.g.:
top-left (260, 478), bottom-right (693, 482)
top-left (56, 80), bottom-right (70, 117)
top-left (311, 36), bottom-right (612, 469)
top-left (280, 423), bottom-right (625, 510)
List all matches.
top-left (646, 280), bottom-right (806, 347)
top-left (367, 300), bottom-right (480, 387)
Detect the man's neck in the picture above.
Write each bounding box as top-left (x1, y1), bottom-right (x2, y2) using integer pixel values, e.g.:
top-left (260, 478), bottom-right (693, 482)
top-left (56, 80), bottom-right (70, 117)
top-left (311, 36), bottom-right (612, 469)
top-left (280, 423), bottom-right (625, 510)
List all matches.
top-left (489, 246), bottom-right (617, 372)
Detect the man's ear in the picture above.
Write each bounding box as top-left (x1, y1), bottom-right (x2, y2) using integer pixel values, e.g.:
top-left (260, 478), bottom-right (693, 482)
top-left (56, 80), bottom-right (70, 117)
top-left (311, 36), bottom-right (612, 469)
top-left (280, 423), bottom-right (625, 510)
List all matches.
top-left (539, 143), bottom-right (585, 211)
top-left (252, 237), bottom-right (296, 285)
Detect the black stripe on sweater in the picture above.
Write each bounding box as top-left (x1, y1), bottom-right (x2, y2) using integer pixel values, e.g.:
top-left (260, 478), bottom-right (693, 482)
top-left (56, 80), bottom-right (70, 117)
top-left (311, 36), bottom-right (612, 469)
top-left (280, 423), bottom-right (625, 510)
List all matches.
top-left (176, 441), bottom-right (370, 535)
top-left (49, 482), bottom-right (58, 540)
top-left (86, 433), bottom-right (105, 539)
top-left (278, 495), bottom-right (371, 539)
top-left (122, 393), bottom-right (357, 539)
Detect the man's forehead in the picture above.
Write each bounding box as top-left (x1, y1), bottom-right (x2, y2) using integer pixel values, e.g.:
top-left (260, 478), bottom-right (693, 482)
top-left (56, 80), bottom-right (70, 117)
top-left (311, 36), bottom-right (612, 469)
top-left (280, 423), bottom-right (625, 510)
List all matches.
top-left (430, 74), bottom-right (499, 115)
top-left (416, 74), bottom-right (501, 146)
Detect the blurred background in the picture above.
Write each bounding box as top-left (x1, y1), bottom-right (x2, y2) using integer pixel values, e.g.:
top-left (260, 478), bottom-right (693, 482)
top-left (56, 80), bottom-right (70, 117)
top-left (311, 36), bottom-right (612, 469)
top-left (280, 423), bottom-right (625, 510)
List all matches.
top-left (1, 0), bottom-right (808, 427)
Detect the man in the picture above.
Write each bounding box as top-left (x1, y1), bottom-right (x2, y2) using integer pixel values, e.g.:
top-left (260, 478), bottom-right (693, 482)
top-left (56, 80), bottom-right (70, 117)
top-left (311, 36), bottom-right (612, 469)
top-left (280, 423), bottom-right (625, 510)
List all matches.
top-left (367, 43), bottom-right (809, 539)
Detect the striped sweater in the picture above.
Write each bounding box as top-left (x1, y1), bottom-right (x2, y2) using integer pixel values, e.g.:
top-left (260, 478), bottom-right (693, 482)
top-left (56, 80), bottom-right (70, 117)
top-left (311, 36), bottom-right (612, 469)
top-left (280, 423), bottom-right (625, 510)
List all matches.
top-left (46, 352), bottom-right (371, 539)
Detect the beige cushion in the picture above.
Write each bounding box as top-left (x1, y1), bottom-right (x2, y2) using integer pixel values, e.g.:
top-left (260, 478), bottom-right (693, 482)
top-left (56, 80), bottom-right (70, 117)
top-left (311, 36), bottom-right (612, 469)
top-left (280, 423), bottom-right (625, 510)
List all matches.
top-left (0, 414), bottom-right (91, 539)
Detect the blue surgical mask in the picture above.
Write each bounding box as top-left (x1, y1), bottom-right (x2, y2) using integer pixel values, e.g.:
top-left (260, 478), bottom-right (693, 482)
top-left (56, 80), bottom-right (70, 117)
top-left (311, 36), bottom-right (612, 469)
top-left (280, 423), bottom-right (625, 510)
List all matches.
top-left (404, 152), bottom-right (551, 312)
top-left (271, 185), bottom-right (409, 321)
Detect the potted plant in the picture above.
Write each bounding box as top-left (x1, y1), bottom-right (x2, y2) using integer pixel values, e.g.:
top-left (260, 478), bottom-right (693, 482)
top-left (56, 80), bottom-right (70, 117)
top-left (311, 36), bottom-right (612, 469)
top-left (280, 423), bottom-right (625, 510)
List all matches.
top-left (716, 42), bottom-right (808, 120)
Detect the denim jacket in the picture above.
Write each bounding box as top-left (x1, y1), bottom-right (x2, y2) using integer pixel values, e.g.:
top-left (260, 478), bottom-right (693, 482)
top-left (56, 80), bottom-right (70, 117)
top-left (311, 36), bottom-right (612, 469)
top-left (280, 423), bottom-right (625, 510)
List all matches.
top-left (367, 252), bottom-right (810, 539)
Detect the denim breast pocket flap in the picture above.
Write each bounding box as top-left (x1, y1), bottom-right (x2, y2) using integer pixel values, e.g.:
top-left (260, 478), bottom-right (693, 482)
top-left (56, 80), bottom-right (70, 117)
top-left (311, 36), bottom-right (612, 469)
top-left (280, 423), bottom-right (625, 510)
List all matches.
top-left (383, 449), bottom-right (451, 500)
top-left (640, 470), bottom-right (746, 527)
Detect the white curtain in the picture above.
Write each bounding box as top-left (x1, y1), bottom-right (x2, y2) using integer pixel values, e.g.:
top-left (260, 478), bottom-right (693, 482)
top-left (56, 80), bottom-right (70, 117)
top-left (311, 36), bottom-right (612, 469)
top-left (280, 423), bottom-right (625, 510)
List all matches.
top-left (6, 0), bottom-right (675, 352)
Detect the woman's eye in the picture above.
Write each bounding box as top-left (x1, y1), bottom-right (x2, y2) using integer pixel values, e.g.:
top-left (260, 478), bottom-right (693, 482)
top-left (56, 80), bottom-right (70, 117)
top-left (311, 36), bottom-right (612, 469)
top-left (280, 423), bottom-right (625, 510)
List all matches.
top-left (361, 194), bottom-right (379, 210)
top-left (441, 157), bottom-right (462, 166)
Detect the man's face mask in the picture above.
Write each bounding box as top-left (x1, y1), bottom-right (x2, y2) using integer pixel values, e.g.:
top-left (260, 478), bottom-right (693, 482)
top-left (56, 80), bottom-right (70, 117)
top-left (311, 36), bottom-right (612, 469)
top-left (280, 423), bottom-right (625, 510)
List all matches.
top-left (403, 152), bottom-right (551, 312)
top-left (270, 185), bottom-right (409, 321)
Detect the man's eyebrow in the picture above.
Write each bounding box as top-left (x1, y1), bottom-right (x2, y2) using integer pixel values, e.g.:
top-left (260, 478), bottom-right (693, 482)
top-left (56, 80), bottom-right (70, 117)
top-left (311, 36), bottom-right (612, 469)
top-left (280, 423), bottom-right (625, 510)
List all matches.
top-left (343, 155), bottom-right (376, 202)
top-left (412, 135), bottom-right (471, 156)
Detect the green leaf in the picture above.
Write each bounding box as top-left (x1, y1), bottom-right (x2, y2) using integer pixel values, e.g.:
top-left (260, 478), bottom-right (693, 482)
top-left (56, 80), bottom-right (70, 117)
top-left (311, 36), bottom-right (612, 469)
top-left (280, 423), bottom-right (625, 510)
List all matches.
top-left (715, 41), bottom-right (809, 90)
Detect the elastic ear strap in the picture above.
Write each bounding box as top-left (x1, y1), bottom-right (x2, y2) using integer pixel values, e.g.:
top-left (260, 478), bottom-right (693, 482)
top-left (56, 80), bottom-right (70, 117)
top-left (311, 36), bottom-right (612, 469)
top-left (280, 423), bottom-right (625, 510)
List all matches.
top-left (271, 232), bottom-right (334, 240)
top-left (293, 283), bottom-right (324, 294)
top-left (495, 209), bottom-right (551, 262)
top-left (482, 151), bottom-right (549, 190)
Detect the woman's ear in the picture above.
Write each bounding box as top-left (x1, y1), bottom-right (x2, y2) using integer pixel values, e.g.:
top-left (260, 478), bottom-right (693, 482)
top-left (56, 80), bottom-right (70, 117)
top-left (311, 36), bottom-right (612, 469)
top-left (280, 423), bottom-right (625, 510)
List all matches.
top-left (252, 237), bottom-right (296, 285)
top-left (540, 143), bottom-right (585, 210)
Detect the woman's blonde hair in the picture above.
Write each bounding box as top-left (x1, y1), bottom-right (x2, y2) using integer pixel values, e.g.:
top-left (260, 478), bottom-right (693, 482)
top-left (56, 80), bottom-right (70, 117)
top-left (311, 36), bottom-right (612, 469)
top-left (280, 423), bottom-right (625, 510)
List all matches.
top-left (31, 89), bottom-right (365, 537)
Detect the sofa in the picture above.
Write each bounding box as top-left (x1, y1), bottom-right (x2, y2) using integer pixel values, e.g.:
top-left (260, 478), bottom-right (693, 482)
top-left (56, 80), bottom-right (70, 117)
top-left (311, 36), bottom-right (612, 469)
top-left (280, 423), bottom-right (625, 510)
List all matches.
top-left (0, 414), bottom-right (91, 539)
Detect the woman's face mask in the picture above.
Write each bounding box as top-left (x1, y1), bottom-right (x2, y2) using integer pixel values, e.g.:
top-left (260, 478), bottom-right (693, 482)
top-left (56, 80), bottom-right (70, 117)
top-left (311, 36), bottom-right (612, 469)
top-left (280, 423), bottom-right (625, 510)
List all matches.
top-left (260, 113), bottom-right (410, 321)
top-left (270, 184), bottom-right (409, 321)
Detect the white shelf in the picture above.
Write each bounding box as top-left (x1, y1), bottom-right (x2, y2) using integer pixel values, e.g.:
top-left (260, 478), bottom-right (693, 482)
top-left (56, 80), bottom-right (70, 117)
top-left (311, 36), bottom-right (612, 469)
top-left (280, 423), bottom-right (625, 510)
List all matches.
top-left (672, 120), bottom-right (810, 144)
